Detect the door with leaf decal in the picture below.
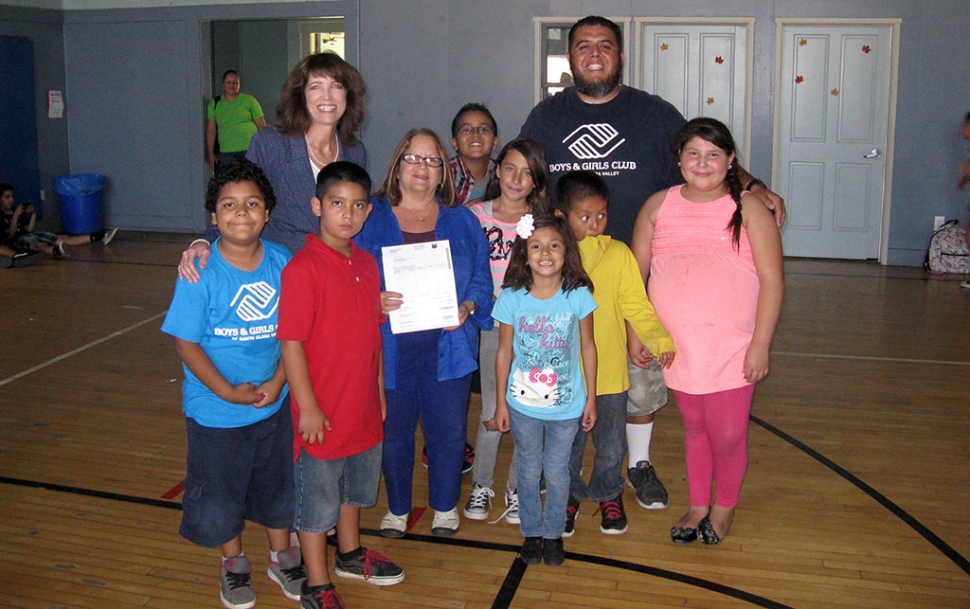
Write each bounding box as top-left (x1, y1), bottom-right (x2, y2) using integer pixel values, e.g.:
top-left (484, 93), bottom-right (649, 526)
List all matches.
top-left (774, 22), bottom-right (897, 260)
top-left (637, 20), bottom-right (752, 160)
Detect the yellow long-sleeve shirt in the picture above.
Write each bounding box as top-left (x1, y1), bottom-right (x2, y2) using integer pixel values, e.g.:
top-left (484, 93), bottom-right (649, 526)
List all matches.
top-left (579, 235), bottom-right (675, 395)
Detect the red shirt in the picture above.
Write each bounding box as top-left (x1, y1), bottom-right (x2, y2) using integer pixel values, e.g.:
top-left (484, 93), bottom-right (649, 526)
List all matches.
top-left (278, 235), bottom-right (385, 460)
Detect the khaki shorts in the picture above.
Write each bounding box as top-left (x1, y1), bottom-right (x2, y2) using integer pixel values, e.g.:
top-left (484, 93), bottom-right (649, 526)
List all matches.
top-left (626, 358), bottom-right (668, 417)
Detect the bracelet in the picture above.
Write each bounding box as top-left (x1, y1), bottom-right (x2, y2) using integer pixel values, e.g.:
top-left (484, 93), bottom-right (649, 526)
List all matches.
top-left (190, 238), bottom-right (211, 249)
top-left (745, 178), bottom-right (767, 191)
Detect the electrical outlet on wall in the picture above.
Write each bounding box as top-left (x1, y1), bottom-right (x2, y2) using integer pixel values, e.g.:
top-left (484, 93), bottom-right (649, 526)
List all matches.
top-left (934, 216), bottom-right (946, 231)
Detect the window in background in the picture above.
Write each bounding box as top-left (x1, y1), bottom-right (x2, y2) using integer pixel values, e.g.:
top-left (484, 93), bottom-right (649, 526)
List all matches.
top-left (533, 18), bottom-right (630, 104)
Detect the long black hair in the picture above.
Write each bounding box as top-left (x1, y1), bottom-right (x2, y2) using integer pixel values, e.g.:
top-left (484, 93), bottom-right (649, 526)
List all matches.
top-left (671, 117), bottom-right (745, 249)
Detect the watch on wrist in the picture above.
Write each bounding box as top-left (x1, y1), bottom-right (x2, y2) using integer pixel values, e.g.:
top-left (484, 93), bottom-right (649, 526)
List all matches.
top-left (745, 178), bottom-right (767, 191)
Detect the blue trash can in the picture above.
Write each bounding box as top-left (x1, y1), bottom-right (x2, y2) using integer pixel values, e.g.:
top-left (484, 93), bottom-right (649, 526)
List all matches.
top-left (55, 173), bottom-right (107, 235)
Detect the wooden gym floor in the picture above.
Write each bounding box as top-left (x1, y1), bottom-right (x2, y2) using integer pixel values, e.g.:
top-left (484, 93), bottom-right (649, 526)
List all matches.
top-left (1, 232), bottom-right (968, 608)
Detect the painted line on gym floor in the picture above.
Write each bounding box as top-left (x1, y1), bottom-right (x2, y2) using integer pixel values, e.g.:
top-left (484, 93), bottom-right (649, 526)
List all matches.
top-left (369, 532), bottom-right (791, 609)
top-left (0, 475), bottom-right (790, 608)
top-left (0, 311), bottom-right (167, 386)
top-left (750, 415), bottom-right (970, 577)
top-left (772, 350), bottom-right (970, 367)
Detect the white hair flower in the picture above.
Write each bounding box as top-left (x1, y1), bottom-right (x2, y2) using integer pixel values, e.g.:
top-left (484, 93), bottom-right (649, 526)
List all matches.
top-left (516, 214), bottom-right (535, 239)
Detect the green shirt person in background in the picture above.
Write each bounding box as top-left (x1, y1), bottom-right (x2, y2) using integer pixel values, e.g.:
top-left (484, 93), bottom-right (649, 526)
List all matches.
top-left (207, 69), bottom-right (266, 172)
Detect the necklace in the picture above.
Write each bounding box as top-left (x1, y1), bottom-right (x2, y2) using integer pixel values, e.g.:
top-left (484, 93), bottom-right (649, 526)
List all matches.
top-left (398, 203), bottom-right (437, 222)
top-left (306, 132), bottom-right (338, 168)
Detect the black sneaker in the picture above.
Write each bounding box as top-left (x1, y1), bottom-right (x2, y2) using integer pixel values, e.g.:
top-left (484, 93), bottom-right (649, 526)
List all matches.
top-left (10, 251), bottom-right (42, 267)
top-left (595, 494), bottom-right (629, 535)
top-left (542, 537), bottom-right (565, 566)
top-left (334, 547), bottom-right (405, 586)
top-left (301, 582), bottom-right (344, 609)
top-left (627, 460), bottom-right (669, 509)
top-left (519, 537), bottom-right (542, 565)
top-left (563, 496), bottom-right (580, 538)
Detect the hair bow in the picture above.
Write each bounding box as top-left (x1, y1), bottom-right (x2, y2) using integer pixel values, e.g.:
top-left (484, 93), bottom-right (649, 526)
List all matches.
top-left (516, 214), bottom-right (535, 239)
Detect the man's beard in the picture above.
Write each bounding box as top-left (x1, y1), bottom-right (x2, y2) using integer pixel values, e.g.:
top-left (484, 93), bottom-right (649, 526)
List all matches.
top-left (572, 64), bottom-right (622, 99)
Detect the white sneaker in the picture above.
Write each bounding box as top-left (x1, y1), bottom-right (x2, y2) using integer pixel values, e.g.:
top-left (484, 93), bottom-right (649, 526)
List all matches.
top-left (960, 281), bottom-right (970, 289)
top-left (101, 227), bottom-right (119, 245)
top-left (504, 489), bottom-right (520, 524)
top-left (431, 508), bottom-right (460, 536)
top-left (488, 488), bottom-right (520, 525)
top-left (380, 511), bottom-right (409, 538)
top-left (463, 483), bottom-right (494, 520)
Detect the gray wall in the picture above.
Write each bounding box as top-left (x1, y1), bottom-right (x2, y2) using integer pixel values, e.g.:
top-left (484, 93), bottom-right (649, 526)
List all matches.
top-left (2, 0), bottom-right (969, 265)
top-left (0, 5), bottom-right (69, 232)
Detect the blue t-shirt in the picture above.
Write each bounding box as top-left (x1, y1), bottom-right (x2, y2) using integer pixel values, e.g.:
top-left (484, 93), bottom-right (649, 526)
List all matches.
top-left (492, 286), bottom-right (597, 420)
top-left (161, 239), bottom-right (292, 428)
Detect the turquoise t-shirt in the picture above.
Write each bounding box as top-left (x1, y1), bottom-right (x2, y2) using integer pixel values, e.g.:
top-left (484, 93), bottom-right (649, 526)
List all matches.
top-left (492, 286), bottom-right (597, 420)
top-left (161, 239), bottom-right (291, 428)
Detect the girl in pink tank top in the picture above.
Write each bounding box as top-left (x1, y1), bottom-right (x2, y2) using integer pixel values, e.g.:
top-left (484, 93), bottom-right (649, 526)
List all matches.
top-left (631, 118), bottom-right (784, 546)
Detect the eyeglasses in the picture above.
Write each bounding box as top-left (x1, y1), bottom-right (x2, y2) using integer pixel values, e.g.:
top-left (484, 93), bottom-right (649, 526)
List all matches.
top-left (457, 125), bottom-right (494, 136)
top-left (401, 153), bottom-right (444, 168)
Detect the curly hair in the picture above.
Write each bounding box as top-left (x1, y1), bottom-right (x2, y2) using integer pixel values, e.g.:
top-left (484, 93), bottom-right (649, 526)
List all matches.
top-left (482, 138), bottom-right (550, 214)
top-left (205, 159), bottom-right (277, 214)
top-left (274, 53), bottom-right (366, 145)
top-left (502, 213), bottom-right (592, 293)
top-left (375, 128), bottom-right (457, 207)
top-left (671, 117), bottom-right (744, 249)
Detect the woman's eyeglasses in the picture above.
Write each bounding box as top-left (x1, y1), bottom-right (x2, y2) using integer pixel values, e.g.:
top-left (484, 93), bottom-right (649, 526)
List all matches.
top-left (401, 153), bottom-right (444, 168)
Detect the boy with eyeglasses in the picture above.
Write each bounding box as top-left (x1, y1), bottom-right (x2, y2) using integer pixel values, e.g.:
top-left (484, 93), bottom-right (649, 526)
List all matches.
top-left (449, 103), bottom-right (499, 204)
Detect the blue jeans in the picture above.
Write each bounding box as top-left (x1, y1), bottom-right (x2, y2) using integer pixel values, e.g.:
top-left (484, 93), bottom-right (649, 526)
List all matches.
top-left (294, 442), bottom-right (383, 534)
top-left (509, 407), bottom-right (580, 539)
top-left (384, 329), bottom-right (471, 515)
top-left (568, 392), bottom-right (627, 503)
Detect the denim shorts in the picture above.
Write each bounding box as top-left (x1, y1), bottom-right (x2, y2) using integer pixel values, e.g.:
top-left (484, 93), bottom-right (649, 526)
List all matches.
top-left (293, 442), bottom-right (383, 533)
top-left (626, 358), bottom-right (669, 417)
top-left (179, 405), bottom-right (295, 547)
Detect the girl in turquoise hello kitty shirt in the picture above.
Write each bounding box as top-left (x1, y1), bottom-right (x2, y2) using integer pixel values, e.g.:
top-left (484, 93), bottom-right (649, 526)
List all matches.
top-left (492, 213), bottom-right (597, 567)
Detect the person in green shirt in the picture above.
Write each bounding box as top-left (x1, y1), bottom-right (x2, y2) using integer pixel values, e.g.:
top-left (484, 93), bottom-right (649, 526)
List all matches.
top-left (207, 70), bottom-right (266, 172)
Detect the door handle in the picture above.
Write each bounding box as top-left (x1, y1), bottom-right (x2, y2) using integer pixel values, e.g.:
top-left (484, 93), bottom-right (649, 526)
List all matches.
top-left (863, 148), bottom-right (882, 159)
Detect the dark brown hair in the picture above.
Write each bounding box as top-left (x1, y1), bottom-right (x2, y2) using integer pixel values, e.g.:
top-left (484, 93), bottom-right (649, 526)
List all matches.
top-left (671, 117), bottom-right (744, 248)
top-left (274, 53), bottom-right (366, 145)
top-left (482, 138), bottom-right (550, 214)
top-left (502, 213), bottom-right (592, 293)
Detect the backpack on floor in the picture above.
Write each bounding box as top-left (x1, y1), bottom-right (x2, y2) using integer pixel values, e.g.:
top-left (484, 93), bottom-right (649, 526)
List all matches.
top-left (924, 220), bottom-right (970, 274)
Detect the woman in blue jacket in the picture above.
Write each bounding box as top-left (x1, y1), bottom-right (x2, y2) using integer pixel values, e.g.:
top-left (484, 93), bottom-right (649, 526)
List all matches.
top-left (355, 128), bottom-right (493, 538)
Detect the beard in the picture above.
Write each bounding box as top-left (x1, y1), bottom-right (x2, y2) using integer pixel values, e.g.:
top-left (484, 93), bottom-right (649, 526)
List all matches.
top-left (572, 62), bottom-right (622, 99)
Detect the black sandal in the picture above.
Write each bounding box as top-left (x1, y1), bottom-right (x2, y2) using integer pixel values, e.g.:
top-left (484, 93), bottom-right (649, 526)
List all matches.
top-left (669, 526), bottom-right (698, 545)
top-left (698, 516), bottom-right (723, 545)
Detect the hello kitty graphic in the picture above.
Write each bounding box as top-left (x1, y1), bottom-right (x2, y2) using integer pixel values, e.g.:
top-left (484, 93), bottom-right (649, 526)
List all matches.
top-left (509, 367), bottom-right (560, 408)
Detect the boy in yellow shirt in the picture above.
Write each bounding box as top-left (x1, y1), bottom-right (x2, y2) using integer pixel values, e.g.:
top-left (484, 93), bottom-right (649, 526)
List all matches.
top-left (556, 171), bottom-right (675, 536)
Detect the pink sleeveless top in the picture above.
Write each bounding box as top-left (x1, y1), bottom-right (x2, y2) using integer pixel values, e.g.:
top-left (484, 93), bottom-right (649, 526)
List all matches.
top-left (649, 185), bottom-right (758, 394)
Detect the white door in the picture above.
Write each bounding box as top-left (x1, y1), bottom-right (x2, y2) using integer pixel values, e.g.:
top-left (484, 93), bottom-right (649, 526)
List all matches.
top-left (637, 20), bottom-right (752, 159)
top-left (774, 21), bottom-right (898, 260)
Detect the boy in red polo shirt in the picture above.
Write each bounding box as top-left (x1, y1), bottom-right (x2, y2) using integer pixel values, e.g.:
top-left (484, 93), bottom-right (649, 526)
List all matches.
top-left (278, 161), bottom-right (404, 609)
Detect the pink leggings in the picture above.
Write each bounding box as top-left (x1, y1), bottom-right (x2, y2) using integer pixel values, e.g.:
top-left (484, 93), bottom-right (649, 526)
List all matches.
top-left (671, 385), bottom-right (755, 509)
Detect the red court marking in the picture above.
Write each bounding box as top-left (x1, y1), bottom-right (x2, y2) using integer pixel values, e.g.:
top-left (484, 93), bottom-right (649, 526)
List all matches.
top-left (161, 479), bottom-right (185, 499)
top-left (407, 507), bottom-right (426, 531)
